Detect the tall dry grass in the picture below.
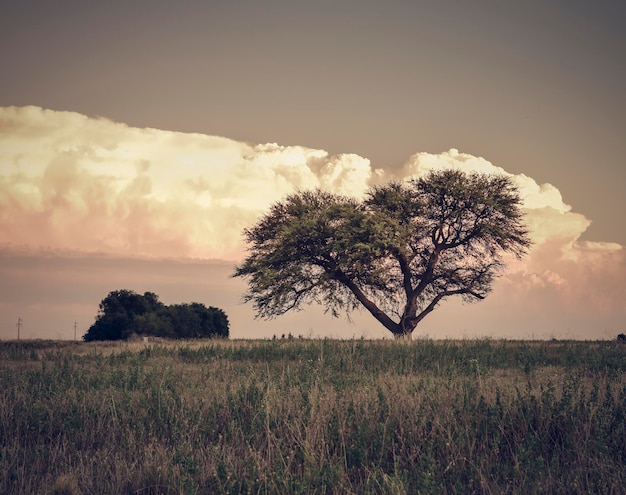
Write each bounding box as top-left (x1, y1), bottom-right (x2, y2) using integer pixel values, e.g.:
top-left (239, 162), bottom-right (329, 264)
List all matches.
top-left (0, 338), bottom-right (624, 494)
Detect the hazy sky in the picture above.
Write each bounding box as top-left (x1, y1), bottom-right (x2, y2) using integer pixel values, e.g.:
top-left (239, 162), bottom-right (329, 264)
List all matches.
top-left (1, 1), bottom-right (624, 340)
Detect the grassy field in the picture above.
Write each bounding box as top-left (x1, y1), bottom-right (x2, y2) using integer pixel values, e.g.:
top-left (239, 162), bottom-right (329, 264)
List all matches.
top-left (0, 338), bottom-right (624, 494)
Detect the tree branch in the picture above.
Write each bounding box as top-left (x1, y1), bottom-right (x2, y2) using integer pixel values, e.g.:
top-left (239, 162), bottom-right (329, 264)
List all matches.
top-left (411, 288), bottom-right (484, 327)
top-left (334, 269), bottom-right (400, 334)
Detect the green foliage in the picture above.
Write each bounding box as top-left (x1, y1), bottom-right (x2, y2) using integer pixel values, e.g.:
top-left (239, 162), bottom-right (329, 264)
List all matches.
top-left (83, 290), bottom-right (229, 341)
top-left (0, 339), bottom-right (624, 494)
top-left (235, 170), bottom-right (531, 338)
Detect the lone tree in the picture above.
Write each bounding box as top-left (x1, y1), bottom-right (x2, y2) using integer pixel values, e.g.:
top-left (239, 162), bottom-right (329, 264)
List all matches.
top-left (234, 169), bottom-right (531, 339)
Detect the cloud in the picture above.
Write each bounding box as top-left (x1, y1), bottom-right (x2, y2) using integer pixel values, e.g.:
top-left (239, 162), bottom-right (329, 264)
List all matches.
top-left (1, 108), bottom-right (624, 339)
top-left (0, 106), bottom-right (374, 260)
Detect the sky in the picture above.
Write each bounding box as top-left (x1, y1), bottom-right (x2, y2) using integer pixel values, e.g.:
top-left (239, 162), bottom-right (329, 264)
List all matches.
top-left (1, 1), bottom-right (625, 340)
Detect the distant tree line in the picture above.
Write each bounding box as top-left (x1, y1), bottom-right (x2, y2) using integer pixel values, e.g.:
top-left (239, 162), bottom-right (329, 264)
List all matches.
top-left (83, 290), bottom-right (229, 341)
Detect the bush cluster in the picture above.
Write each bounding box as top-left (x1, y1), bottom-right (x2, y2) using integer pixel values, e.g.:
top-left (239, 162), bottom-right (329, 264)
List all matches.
top-left (83, 289), bottom-right (229, 341)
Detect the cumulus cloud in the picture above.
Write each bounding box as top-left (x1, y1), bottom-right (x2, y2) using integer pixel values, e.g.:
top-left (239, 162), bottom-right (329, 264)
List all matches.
top-left (1, 108), bottom-right (624, 339)
top-left (0, 106), bottom-right (374, 259)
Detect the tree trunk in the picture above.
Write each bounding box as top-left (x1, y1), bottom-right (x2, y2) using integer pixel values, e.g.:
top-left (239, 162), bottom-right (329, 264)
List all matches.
top-left (393, 331), bottom-right (413, 341)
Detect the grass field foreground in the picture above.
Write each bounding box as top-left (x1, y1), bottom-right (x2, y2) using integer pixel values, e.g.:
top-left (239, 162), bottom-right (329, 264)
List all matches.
top-left (0, 338), bottom-right (624, 494)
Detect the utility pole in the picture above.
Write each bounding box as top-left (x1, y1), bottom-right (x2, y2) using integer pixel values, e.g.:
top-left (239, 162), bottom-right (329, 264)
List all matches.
top-left (17, 317), bottom-right (22, 340)
top-left (74, 321), bottom-right (77, 341)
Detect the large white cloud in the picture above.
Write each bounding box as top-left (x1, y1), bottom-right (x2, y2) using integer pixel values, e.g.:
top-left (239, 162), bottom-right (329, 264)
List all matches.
top-left (1, 107), bottom-right (624, 339)
top-left (0, 106), bottom-right (374, 259)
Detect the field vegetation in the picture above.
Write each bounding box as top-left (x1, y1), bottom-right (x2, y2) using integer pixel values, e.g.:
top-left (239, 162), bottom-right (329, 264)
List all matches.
top-left (0, 338), bottom-right (624, 494)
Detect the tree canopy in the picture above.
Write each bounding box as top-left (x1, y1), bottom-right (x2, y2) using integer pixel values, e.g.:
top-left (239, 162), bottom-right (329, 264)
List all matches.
top-left (83, 289), bottom-right (229, 341)
top-left (234, 169), bottom-right (531, 339)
